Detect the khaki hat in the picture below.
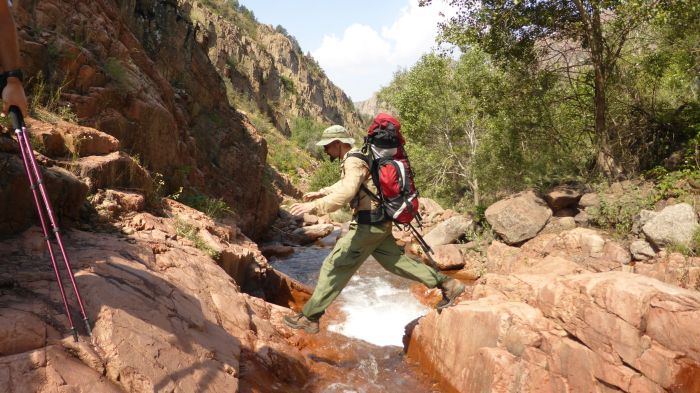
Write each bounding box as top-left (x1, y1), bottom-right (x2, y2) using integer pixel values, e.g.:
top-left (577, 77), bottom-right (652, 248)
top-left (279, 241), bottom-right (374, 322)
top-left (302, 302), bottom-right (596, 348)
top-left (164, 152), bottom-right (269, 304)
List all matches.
top-left (315, 125), bottom-right (355, 146)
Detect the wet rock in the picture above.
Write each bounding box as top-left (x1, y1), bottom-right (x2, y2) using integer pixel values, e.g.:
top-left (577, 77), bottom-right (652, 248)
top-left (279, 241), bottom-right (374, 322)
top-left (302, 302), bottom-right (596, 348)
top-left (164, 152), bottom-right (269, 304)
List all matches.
top-left (291, 223), bottom-right (334, 245)
top-left (260, 243), bottom-right (295, 259)
top-left (261, 270), bottom-right (312, 311)
top-left (485, 191), bottom-right (552, 244)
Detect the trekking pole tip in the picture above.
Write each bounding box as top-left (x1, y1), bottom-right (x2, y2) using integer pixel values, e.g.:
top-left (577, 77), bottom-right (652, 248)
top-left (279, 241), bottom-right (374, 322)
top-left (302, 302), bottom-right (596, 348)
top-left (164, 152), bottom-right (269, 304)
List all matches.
top-left (83, 318), bottom-right (93, 337)
top-left (70, 327), bottom-right (79, 342)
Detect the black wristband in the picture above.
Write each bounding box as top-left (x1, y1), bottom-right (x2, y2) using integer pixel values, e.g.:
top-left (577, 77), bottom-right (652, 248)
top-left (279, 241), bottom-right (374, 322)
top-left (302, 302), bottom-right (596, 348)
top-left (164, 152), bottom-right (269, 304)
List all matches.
top-left (0, 69), bottom-right (23, 92)
top-left (4, 69), bottom-right (23, 83)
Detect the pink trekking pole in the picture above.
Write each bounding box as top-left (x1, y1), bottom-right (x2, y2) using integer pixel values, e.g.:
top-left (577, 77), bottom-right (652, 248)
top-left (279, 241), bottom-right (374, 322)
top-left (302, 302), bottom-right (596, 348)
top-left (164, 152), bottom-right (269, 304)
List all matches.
top-left (9, 106), bottom-right (92, 341)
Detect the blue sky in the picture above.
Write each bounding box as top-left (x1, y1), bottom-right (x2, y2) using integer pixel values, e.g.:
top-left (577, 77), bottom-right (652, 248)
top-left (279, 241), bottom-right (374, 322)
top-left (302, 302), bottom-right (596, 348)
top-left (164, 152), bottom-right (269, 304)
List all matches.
top-left (239, 0), bottom-right (453, 101)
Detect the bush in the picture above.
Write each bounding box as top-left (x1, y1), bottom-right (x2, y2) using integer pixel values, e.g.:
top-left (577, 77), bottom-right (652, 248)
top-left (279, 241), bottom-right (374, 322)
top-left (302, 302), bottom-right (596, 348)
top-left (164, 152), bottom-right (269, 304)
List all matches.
top-left (290, 117), bottom-right (326, 157)
top-left (309, 159), bottom-right (340, 191)
top-left (170, 188), bottom-right (235, 219)
top-left (587, 185), bottom-right (655, 237)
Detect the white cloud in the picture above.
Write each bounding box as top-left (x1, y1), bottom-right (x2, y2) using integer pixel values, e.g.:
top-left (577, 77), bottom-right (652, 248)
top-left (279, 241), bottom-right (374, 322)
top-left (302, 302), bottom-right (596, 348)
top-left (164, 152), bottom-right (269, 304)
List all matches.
top-left (311, 0), bottom-right (453, 102)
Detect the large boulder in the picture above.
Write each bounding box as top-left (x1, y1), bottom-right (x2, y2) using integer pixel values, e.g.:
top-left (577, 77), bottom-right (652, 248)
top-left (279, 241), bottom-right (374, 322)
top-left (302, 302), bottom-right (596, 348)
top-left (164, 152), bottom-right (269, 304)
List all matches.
top-left (406, 272), bottom-right (700, 393)
top-left (27, 119), bottom-right (119, 158)
top-left (485, 191), bottom-right (552, 244)
top-left (430, 244), bottom-right (466, 270)
top-left (423, 215), bottom-right (473, 248)
top-left (642, 203), bottom-right (699, 248)
top-left (0, 152), bottom-right (88, 237)
top-left (71, 152), bottom-right (152, 194)
top-left (543, 186), bottom-right (582, 212)
top-left (486, 228), bottom-right (632, 274)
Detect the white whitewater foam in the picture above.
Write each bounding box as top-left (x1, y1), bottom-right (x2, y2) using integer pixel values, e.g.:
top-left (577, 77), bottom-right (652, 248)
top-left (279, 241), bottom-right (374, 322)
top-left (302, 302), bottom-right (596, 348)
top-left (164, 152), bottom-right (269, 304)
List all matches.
top-left (328, 275), bottom-right (430, 347)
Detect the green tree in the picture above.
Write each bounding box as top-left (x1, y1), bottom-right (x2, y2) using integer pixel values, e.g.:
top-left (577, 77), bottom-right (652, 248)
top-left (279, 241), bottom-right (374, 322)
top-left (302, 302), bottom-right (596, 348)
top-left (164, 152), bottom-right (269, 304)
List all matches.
top-left (380, 53), bottom-right (490, 206)
top-left (420, 0), bottom-right (696, 177)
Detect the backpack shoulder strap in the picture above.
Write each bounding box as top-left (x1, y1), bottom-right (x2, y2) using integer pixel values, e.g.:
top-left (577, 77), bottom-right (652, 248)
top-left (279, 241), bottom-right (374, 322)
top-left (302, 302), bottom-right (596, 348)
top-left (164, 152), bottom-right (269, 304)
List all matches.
top-left (347, 151), bottom-right (370, 167)
top-left (347, 152), bottom-right (381, 202)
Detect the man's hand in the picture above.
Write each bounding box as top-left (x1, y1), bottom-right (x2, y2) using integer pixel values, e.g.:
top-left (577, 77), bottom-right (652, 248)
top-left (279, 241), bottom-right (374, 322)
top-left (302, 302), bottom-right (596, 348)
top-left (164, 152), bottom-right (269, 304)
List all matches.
top-left (289, 202), bottom-right (313, 216)
top-left (302, 191), bottom-right (325, 201)
top-left (2, 78), bottom-right (27, 116)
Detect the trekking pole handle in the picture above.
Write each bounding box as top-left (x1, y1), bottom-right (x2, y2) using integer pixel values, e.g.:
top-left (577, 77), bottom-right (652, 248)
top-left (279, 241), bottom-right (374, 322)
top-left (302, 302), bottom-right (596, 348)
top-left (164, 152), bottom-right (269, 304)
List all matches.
top-left (8, 105), bottom-right (24, 130)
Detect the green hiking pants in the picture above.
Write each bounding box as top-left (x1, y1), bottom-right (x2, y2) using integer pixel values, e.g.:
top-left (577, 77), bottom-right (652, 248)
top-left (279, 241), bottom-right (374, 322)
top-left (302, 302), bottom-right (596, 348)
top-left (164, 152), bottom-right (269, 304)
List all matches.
top-left (302, 221), bottom-right (448, 321)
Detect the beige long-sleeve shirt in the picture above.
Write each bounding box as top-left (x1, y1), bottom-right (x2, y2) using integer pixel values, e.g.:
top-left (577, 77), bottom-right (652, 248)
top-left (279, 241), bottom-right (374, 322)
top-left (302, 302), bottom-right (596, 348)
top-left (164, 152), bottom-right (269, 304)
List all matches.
top-left (309, 149), bottom-right (379, 215)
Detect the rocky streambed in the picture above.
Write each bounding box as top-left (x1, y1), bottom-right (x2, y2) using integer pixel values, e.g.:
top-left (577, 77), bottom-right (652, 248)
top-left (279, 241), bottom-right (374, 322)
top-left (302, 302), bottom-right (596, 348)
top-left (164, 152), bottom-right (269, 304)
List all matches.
top-left (1, 178), bottom-right (700, 392)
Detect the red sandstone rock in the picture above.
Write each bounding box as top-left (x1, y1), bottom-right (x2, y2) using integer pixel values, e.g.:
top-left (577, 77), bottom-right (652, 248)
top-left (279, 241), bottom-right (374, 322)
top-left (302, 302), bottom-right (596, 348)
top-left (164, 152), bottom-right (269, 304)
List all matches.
top-left (0, 151), bottom-right (88, 237)
top-left (406, 272), bottom-right (700, 393)
top-left (0, 201), bottom-right (319, 392)
top-left (431, 244), bottom-right (466, 270)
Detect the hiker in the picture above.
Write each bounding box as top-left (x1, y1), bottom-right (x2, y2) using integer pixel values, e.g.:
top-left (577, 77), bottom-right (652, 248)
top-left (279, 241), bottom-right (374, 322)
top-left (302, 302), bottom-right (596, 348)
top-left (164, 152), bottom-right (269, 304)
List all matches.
top-left (0, 0), bottom-right (28, 116)
top-left (284, 123), bottom-right (464, 334)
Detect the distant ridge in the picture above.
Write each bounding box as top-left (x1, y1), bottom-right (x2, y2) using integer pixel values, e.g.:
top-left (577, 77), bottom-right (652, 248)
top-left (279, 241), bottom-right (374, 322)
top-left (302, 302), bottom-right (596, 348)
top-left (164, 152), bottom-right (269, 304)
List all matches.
top-left (354, 93), bottom-right (396, 120)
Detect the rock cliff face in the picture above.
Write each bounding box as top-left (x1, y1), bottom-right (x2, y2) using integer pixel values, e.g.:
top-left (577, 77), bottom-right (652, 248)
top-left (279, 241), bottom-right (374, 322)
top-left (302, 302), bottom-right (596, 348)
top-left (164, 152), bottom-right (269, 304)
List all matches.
top-left (9, 0), bottom-right (360, 238)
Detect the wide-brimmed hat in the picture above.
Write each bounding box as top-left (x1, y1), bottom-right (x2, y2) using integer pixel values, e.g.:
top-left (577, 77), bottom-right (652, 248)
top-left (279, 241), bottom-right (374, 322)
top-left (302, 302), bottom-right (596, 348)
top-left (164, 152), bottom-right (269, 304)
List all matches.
top-left (315, 125), bottom-right (355, 146)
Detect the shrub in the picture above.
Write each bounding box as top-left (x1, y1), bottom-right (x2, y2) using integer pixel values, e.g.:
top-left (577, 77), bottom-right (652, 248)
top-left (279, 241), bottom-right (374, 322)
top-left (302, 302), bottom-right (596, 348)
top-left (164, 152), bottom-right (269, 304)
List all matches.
top-left (290, 117), bottom-right (326, 157)
top-left (26, 71), bottom-right (79, 124)
top-left (309, 159), bottom-right (340, 191)
top-left (587, 184), bottom-right (655, 237)
top-left (174, 216), bottom-right (221, 259)
top-left (170, 188), bottom-right (235, 219)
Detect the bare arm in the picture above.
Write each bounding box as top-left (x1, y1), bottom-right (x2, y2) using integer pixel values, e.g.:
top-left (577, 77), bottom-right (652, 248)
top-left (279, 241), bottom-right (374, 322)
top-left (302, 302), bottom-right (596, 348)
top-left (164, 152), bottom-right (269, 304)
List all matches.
top-left (0, 1), bottom-right (27, 115)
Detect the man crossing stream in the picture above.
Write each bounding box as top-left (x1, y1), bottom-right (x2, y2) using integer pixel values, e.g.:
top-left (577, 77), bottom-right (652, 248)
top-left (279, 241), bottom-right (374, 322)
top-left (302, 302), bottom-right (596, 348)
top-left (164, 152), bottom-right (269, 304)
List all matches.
top-left (284, 117), bottom-right (465, 334)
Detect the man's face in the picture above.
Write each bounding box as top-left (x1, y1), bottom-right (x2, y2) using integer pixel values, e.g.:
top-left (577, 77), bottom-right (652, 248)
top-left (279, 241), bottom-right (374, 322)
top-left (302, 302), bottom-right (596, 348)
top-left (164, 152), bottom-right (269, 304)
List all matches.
top-left (323, 140), bottom-right (341, 161)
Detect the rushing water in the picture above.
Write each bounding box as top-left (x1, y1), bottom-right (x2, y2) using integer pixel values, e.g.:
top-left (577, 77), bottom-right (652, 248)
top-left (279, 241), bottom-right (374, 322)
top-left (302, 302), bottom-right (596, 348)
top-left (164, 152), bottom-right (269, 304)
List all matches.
top-left (270, 230), bottom-right (431, 347)
top-left (269, 229), bottom-right (438, 392)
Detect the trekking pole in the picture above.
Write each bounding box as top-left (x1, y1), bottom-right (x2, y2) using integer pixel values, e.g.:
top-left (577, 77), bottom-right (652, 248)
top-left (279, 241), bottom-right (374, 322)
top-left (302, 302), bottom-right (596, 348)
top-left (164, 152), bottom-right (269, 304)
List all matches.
top-left (407, 222), bottom-right (440, 269)
top-left (9, 106), bottom-right (92, 341)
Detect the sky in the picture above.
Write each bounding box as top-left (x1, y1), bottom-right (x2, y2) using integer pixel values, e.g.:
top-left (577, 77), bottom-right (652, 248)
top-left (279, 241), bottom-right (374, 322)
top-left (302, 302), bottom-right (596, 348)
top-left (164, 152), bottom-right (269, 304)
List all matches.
top-left (239, 0), bottom-right (453, 102)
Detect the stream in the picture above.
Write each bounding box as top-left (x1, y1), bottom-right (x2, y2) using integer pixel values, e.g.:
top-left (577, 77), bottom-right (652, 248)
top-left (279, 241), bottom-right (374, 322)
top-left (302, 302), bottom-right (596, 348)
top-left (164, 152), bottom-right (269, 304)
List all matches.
top-left (269, 229), bottom-right (439, 392)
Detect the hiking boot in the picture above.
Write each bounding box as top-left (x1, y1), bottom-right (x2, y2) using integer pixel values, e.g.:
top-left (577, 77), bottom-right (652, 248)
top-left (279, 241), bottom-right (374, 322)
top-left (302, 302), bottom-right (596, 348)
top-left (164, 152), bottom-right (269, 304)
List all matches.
top-left (283, 312), bottom-right (320, 334)
top-left (436, 278), bottom-right (465, 311)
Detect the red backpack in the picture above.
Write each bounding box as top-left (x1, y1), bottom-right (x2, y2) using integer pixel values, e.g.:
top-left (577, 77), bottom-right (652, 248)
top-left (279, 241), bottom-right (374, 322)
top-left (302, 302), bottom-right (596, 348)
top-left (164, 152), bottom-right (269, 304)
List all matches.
top-left (352, 113), bottom-right (420, 225)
